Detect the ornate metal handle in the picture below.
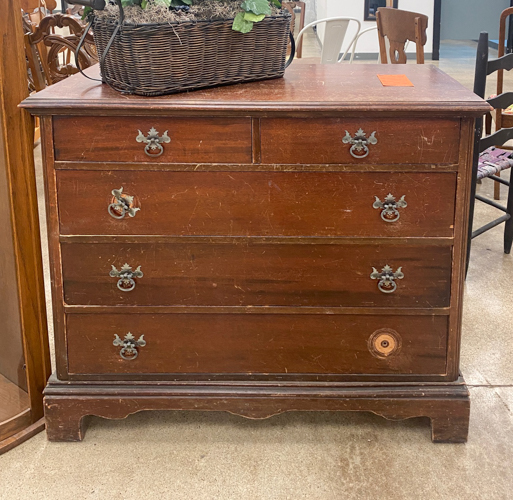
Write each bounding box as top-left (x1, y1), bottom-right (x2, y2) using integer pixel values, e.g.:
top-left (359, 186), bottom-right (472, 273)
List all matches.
top-left (108, 187), bottom-right (140, 220)
top-left (136, 127), bottom-right (171, 157)
top-left (342, 128), bottom-right (378, 159)
top-left (370, 265), bottom-right (404, 293)
top-left (113, 332), bottom-right (146, 360)
top-left (109, 263), bottom-right (143, 292)
top-left (373, 193), bottom-right (407, 223)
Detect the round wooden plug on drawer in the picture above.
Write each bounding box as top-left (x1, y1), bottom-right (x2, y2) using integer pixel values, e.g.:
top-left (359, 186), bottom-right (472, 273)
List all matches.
top-left (368, 328), bottom-right (402, 359)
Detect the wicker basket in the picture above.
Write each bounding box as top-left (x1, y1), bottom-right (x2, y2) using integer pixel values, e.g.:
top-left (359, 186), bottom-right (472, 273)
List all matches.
top-left (92, 12), bottom-right (291, 96)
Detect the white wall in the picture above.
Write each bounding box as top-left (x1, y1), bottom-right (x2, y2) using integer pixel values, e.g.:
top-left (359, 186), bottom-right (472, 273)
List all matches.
top-left (312, 0), bottom-right (435, 57)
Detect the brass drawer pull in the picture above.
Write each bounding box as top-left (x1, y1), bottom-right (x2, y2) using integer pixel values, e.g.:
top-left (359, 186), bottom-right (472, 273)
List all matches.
top-left (109, 263), bottom-right (143, 292)
top-left (108, 187), bottom-right (140, 220)
top-left (342, 128), bottom-right (377, 159)
top-left (373, 193), bottom-right (407, 223)
top-left (113, 332), bottom-right (146, 360)
top-left (136, 127), bottom-right (171, 157)
top-left (370, 265), bottom-right (404, 293)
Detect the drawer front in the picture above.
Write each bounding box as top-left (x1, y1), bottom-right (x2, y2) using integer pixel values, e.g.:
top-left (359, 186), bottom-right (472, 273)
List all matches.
top-left (57, 171), bottom-right (457, 237)
top-left (61, 243), bottom-right (452, 307)
top-left (261, 118), bottom-right (460, 164)
top-left (66, 313), bottom-right (448, 376)
top-left (53, 116), bottom-right (252, 163)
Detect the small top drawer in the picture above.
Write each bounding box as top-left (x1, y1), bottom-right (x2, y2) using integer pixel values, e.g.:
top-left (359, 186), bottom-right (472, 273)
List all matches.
top-left (53, 116), bottom-right (252, 163)
top-left (261, 118), bottom-right (461, 165)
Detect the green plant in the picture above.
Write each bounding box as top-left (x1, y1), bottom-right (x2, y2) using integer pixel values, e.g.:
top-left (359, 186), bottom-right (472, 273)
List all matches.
top-left (98, 0), bottom-right (283, 32)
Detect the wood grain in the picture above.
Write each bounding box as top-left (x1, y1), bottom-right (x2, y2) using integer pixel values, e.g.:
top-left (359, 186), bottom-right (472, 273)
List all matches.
top-left (261, 118), bottom-right (460, 165)
top-left (44, 377), bottom-right (470, 443)
top-left (60, 242), bottom-right (452, 308)
top-left (56, 170), bottom-right (458, 237)
top-left (66, 313), bottom-right (448, 376)
top-left (53, 116), bottom-right (252, 163)
top-left (0, 0), bottom-right (51, 442)
top-left (0, 375), bottom-right (29, 423)
top-left (21, 64), bottom-right (490, 117)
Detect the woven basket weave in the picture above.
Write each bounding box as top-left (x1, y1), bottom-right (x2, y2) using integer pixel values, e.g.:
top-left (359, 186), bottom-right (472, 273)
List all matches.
top-left (92, 12), bottom-right (291, 96)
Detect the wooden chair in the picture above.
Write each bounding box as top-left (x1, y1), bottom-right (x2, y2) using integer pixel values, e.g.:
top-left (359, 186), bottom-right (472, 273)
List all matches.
top-left (376, 7), bottom-right (428, 64)
top-left (282, 1), bottom-right (306, 58)
top-left (24, 13), bottom-right (96, 92)
top-left (483, 7), bottom-right (513, 200)
top-left (466, 32), bottom-right (513, 272)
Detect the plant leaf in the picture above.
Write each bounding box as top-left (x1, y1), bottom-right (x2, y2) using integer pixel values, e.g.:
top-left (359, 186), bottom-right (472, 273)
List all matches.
top-left (141, 0), bottom-right (148, 8)
top-left (81, 6), bottom-right (92, 19)
top-left (241, 0), bottom-right (272, 16)
top-left (244, 12), bottom-right (265, 22)
top-left (232, 11), bottom-right (254, 33)
top-left (271, 0), bottom-right (281, 6)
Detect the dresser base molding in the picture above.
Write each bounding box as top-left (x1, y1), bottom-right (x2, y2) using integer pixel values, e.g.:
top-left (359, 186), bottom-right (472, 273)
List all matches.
top-left (44, 376), bottom-right (470, 443)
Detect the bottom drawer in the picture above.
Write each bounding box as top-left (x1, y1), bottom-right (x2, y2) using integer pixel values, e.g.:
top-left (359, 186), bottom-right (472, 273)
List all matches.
top-left (66, 314), bottom-right (448, 376)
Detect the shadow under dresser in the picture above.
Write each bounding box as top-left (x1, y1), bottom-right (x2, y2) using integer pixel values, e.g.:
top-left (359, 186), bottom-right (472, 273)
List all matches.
top-left (21, 63), bottom-right (490, 443)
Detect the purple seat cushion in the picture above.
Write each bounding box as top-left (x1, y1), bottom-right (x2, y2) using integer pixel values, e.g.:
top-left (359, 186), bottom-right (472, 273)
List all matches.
top-left (478, 147), bottom-right (513, 180)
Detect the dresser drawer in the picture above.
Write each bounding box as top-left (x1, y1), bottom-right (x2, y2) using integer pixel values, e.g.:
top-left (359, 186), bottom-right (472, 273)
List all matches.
top-left (66, 313), bottom-right (448, 376)
top-left (61, 242), bottom-right (452, 307)
top-left (261, 118), bottom-right (460, 164)
top-left (53, 116), bottom-right (252, 163)
top-left (57, 171), bottom-right (457, 237)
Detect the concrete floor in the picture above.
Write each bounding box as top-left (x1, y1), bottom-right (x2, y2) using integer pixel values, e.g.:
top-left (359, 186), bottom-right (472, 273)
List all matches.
top-left (1, 40), bottom-right (513, 499)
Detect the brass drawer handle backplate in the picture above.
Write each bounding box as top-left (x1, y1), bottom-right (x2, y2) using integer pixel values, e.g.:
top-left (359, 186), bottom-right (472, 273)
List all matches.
top-left (136, 127), bottom-right (171, 157)
top-left (109, 263), bottom-right (143, 292)
top-left (113, 332), bottom-right (146, 360)
top-left (108, 187), bottom-right (140, 220)
top-left (342, 128), bottom-right (377, 159)
top-left (370, 265), bottom-right (404, 293)
top-left (373, 193), bottom-right (407, 223)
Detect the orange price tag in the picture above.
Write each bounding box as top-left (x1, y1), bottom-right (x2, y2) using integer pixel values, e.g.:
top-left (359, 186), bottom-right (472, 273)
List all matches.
top-left (377, 74), bottom-right (414, 87)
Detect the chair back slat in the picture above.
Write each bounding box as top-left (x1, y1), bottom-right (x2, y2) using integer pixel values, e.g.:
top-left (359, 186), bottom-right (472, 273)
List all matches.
top-left (479, 127), bottom-right (513, 153)
top-left (321, 19), bottom-right (350, 64)
top-left (487, 52), bottom-right (513, 75)
top-left (487, 92), bottom-right (513, 110)
top-left (376, 7), bottom-right (428, 64)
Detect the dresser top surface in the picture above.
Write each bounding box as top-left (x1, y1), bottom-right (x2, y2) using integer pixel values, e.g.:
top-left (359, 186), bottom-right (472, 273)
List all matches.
top-left (22, 63), bottom-right (489, 116)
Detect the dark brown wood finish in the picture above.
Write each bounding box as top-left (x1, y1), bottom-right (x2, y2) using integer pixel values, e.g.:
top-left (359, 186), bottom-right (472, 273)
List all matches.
top-left (0, 0), bottom-right (51, 453)
top-left (66, 313), bottom-right (448, 376)
top-left (60, 242), bottom-right (452, 308)
top-left (261, 118), bottom-right (460, 165)
top-left (56, 171), bottom-right (457, 237)
top-left (24, 64), bottom-right (489, 443)
top-left (53, 116), bottom-right (252, 163)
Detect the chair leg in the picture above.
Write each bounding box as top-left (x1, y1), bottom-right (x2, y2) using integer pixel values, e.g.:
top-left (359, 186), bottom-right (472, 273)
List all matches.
top-left (504, 175), bottom-right (513, 254)
top-left (466, 128), bottom-right (482, 277)
top-left (494, 172), bottom-right (501, 200)
top-left (485, 111), bottom-right (492, 135)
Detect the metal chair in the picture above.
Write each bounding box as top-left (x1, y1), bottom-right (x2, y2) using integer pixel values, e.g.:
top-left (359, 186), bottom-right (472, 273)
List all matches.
top-left (295, 17), bottom-right (361, 64)
top-left (466, 31), bottom-right (513, 272)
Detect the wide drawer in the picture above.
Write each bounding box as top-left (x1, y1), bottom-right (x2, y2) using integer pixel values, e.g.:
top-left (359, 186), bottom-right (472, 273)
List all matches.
top-left (261, 118), bottom-right (461, 164)
top-left (61, 242), bottom-right (452, 307)
top-left (66, 313), bottom-right (448, 376)
top-left (57, 171), bottom-right (457, 237)
top-left (53, 116), bottom-right (252, 163)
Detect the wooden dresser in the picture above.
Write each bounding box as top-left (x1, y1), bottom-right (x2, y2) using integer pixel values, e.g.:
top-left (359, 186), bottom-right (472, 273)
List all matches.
top-left (22, 64), bottom-right (489, 443)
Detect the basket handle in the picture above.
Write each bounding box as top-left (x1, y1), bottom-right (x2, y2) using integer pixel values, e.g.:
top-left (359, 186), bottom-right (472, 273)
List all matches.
top-left (75, 0), bottom-right (124, 85)
top-left (285, 31), bottom-right (295, 68)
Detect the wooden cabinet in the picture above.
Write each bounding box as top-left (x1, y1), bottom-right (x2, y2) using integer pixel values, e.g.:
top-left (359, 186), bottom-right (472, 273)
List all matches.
top-left (22, 63), bottom-right (489, 443)
top-left (0, 0), bottom-right (51, 454)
